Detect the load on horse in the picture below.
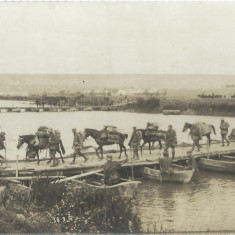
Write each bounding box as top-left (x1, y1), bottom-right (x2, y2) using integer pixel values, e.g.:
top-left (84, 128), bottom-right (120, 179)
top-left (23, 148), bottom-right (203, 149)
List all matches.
top-left (84, 127), bottom-right (128, 160)
top-left (17, 127), bottom-right (65, 165)
top-left (101, 126), bottom-right (121, 144)
top-left (182, 122), bottom-right (216, 146)
top-left (138, 122), bottom-right (166, 154)
top-left (228, 128), bottom-right (235, 140)
top-left (48, 129), bottom-right (65, 166)
top-left (36, 126), bottom-right (50, 149)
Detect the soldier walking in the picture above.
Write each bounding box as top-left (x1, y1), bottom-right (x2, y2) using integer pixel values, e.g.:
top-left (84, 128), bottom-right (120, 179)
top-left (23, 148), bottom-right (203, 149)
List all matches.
top-left (129, 127), bottom-right (140, 160)
top-left (48, 128), bottom-right (60, 167)
top-left (220, 118), bottom-right (230, 146)
top-left (71, 128), bottom-right (88, 164)
top-left (0, 132), bottom-right (6, 163)
top-left (189, 126), bottom-right (201, 152)
top-left (165, 125), bottom-right (177, 159)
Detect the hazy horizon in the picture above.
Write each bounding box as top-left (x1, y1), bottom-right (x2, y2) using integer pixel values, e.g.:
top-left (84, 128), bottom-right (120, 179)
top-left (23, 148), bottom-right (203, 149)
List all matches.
top-left (0, 74), bottom-right (235, 94)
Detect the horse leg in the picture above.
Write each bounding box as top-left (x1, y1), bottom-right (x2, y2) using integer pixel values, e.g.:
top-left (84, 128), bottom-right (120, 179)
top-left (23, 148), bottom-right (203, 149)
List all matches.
top-left (47, 149), bottom-right (52, 164)
top-left (123, 144), bottom-right (128, 158)
top-left (36, 151), bottom-right (40, 165)
top-left (159, 141), bottom-right (162, 150)
top-left (208, 134), bottom-right (211, 147)
top-left (149, 142), bottom-right (151, 154)
top-left (100, 147), bottom-right (104, 160)
top-left (118, 144), bottom-right (123, 159)
top-left (141, 142), bottom-right (146, 154)
top-left (96, 146), bottom-right (101, 160)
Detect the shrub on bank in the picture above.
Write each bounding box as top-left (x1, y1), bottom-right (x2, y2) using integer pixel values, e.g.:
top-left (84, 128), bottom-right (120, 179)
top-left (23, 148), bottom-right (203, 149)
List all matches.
top-left (126, 97), bottom-right (235, 116)
top-left (48, 184), bottom-right (141, 233)
top-left (0, 176), bottom-right (141, 233)
top-left (127, 97), bottom-right (161, 113)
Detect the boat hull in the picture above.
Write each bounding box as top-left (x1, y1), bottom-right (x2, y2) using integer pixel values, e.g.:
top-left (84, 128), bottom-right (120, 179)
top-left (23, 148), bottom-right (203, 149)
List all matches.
top-left (139, 167), bottom-right (194, 183)
top-left (198, 158), bottom-right (235, 173)
top-left (69, 180), bottom-right (141, 199)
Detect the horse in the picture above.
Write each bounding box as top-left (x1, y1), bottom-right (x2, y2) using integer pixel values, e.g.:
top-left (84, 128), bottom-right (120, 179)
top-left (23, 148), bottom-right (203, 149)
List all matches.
top-left (182, 122), bottom-right (216, 146)
top-left (84, 128), bottom-right (128, 160)
top-left (17, 135), bottom-right (65, 164)
top-left (137, 129), bottom-right (166, 154)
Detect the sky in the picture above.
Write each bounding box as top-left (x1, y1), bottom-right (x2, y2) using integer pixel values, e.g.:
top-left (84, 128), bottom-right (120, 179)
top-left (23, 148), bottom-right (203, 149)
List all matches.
top-left (1, 2), bottom-right (235, 75)
top-left (0, 2), bottom-right (235, 91)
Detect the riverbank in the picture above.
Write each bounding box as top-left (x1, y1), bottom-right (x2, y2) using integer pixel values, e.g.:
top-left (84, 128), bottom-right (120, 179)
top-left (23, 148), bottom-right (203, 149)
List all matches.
top-left (123, 97), bottom-right (235, 117)
top-left (2, 97), bottom-right (235, 117)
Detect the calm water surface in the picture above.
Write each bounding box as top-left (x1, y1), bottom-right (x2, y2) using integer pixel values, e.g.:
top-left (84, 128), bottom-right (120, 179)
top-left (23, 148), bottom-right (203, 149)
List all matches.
top-left (136, 171), bottom-right (235, 232)
top-left (0, 101), bottom-right (235, 232)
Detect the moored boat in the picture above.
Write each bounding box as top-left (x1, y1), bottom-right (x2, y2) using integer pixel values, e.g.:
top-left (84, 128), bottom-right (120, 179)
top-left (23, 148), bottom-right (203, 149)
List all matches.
top-left (68, 172), bottom-right (141, 199)
top-left (139, 165), bottom-right (195, 183)
top-left (198, 155), bottom-right (235, 173)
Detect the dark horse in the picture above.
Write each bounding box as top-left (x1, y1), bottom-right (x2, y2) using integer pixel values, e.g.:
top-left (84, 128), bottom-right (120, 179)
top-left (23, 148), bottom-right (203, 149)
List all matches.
top-left (137, 129), bottom-right (166, 154)
top-left (17, 135), bottom-right (65, 164)
top-left (182, 122), bottom-right (216, 146)
top-left (84, 128), bottom-right (128, 159)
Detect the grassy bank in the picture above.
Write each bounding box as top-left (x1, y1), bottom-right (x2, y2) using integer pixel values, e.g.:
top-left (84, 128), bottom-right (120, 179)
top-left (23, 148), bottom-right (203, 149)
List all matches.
top-left (124, 97), bottom-right (235, 117)
top-left (0, 176), bottom-right (141, 233)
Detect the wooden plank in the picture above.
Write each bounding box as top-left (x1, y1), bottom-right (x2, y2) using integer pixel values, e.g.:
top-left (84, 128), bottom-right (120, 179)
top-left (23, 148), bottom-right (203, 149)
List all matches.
top-left (56, 168), bottom-right (103, 183)
top-left (5, 176), bottom-right (66, 181)
top-left (94, 172), bottom-right (130, 182)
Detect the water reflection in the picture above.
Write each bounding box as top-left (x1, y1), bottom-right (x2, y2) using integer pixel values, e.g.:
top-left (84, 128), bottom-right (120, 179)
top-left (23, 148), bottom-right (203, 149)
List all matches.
top-left (136, 171), bottom-right (235, 232)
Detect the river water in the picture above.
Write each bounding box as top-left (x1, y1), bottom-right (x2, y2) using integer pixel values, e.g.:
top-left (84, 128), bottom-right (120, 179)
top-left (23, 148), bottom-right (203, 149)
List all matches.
top-left (0, 100), bottom-right (235, 232)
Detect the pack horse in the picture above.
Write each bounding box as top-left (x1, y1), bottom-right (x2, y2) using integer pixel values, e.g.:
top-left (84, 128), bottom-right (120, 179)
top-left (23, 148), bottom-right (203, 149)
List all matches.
top-left (17, 127), bottom-right (65, 164)
top-left (84, 126), bottom-right (128, 159)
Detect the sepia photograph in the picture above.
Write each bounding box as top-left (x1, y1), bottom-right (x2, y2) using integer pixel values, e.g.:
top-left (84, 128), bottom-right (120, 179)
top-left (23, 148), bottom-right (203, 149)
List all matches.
top-left (0, 1), bottom-right (235, 233)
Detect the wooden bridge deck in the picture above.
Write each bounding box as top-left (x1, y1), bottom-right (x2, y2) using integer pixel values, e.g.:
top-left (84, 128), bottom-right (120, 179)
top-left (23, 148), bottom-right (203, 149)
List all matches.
top-left (2, 141), bottom-right (235, 177)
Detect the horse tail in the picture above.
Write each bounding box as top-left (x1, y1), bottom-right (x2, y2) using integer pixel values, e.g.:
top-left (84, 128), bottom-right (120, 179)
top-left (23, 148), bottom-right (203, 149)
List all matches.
top-left (211, 125), bottom-right (216, 135)
top-left (124, 134), bottom-right (128, 139)
top-left (59, 139), bottom-right (65, 154)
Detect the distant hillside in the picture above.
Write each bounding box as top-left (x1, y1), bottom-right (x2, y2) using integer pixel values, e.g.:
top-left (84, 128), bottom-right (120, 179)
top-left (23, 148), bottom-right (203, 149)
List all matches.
top-left (0, 74), bottom-right (235, 95)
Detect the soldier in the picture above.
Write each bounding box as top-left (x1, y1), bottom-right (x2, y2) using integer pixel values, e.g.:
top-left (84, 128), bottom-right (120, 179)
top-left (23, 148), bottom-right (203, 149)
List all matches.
top-left (48, 129), bottom-right (60, 167)
top-left (0, 132), bottom-right (5, 163)
top-left (0, 132), bottom-right (5, 151)
top-left (220, 118), bottom-right (230, 146)
top-left (101, 126), bottom-right (108, 139)
top-left (103, 155), bottom-right (128, 185)
top-left (189, 126), bottom-right (201, 152)
top-left (145, 122), bottom-right (151, 136)
top-left (165, 125), bottom-right (177, 159)
top-left (71, 128), bottom-right (88, 164)
top-left (128, 127), bottom-right (140, 160)
top-left (159, 150), bottom-right (173, 175)
top-left (185, 150), bottom-right (198, 171)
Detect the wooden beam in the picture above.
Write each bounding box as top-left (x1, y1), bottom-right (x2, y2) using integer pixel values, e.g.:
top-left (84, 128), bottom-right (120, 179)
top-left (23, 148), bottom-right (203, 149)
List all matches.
top-left (55, 168), bottom-right (103, 183)
top-left (5, 176), bottom-right (66, 181)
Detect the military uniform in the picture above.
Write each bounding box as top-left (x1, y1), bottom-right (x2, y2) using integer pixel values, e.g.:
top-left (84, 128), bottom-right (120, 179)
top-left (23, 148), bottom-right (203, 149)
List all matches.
top-left (129, 130), bottom-right (140, 159)
top-left (48, 131), bottom-right (60, 167)
top-left (103, 158), bottom-right (128, 185)
top-left (189, 126), bottom-right (201, 152)
top-left (165, 129), bottom-right (177, 159)
top-left (159, 157), bottom-right (173, 175)
top-left (220, 120), bottom-right (230, 146)
top-left (0, 133), bottom-right (5, 150)
top-left (71, 131), bottom-right (88, 163)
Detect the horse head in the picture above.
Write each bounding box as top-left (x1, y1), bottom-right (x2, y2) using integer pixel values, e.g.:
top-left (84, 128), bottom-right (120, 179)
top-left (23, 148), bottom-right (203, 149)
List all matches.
top-left (84, 128), bottom-right (98, 139)
top-left (182, 123), bottom-right (191, 132)
top-left (17, 135), bottom-right (25, 149)
top-left (84, 128), bottom-right (90, 138)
